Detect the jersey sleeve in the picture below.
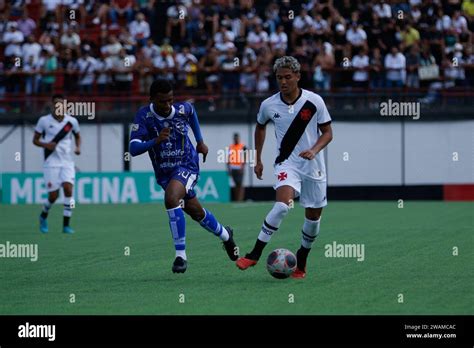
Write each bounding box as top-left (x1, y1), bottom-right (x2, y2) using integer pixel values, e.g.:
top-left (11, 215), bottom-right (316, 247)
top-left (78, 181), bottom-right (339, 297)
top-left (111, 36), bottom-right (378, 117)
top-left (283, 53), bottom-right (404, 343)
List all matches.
top-left (316, 95), bottom-right (332, 125)
top-left (130, 111), bottom-right (150, 143)
top-left (34, 117), bottom-right (45, 134)
top-left (256, 100), bottom-right (270, 125)
top-left (187, 102), bottom-right (203, 143)
top-left (71, 117), bottom-right (80, 134)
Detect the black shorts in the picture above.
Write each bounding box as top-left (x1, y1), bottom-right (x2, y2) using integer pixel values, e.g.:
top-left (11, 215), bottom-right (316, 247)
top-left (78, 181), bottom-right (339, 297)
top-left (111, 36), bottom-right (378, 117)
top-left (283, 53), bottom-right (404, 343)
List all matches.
top-left (231, 169), bottom-right (244, 186)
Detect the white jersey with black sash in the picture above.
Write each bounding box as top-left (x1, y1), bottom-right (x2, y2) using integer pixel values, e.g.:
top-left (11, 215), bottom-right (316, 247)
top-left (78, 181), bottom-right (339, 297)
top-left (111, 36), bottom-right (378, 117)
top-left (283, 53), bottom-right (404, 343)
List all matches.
top-left (34, 114), bottom-right (80, 167)
top-left (257, 88), bottom-right (331, 181)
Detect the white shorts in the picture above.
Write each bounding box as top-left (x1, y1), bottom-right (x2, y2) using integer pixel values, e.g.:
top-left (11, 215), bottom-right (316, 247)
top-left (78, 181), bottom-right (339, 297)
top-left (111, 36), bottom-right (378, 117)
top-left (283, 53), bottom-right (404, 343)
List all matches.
top-left (43, 165), bottom-right (75, 192)
top-left (273, 164), bottom-right (327, 208)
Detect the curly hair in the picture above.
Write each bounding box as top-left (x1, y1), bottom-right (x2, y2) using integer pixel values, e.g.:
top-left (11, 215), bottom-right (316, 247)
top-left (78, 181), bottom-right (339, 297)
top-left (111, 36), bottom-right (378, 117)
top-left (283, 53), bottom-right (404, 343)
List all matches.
top-left (273, 56), bottom-right (301, 73)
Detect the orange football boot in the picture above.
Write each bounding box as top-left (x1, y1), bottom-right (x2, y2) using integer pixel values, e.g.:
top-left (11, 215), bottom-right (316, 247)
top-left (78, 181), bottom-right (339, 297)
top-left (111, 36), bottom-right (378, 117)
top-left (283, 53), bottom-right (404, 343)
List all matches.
top-left (236, 256), bottom-right (258, 270)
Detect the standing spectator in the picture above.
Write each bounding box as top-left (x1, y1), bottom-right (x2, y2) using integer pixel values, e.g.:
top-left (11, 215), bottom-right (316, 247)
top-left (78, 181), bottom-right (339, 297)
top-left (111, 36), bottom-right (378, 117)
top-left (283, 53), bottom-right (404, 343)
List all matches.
top-left (41, 49), bottom-right (58, 94)
top-left (3, 22), bottom-right (24, 57)
top-left (313, 44), bottom-right (335, 91)
top-left (400, 23), bottom-right (420, 51)
top-left (384, 46), bottom-right (406, 88)
top-left (269, 25), bottom-right (288, 52)
top-left (227, 133), bottom-right (247, 202)
top-left (346, 21), bottom-right (367, 51)
top-left (153, 50), bottom-right (176, 82)
top-left (22, 35), bottom-right (42, 66)
top-left (17, 11), bottom-right (36, 37)
top-left (23, 55), bottom-right (38, 95)
top-left (351, 47), bottom-right (370, 89)
top-left (247, 25), bottom-right (269, 52)
top-left (220, 50), bottom-right (240, 108)
top-left (198, 47), bottom-right (219, 99)
top-left (292, 8), bottom-right (314, 45)
top-left (176, 46), bottom-right (198, 88)
top-left (166, 0), bottom-right (187, 46)
top-left (101, 35), bottom-right (123, 57)
top-left (129, 13), bottom-right (150, 47)
top-left (240, 45), bottom-right (258, 93)
top-left (406, 44), bottom-right (421, 88)
top-left (370, 47), bottom-right (384, 89)
top-left (373, 0), bottom-right (392, 19)
top-left (60, 23), bottom-right (81, 55)
top-left (119, 26), bottom-right (137, 54)
top-left (109, 48), bottom-right (136, 92)
top-left (75, 45), bottom-right (97, 95)
top-left (95, 52), bottom-right (112, 93)
top-left (214, 25), bottom-right (235, 45)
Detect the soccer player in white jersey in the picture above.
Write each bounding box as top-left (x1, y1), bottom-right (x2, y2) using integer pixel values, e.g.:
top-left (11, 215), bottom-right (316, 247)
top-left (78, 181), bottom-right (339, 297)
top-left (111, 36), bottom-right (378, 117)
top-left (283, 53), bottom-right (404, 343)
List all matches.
top-left (33, 94), bottom-right (81, 234)
top-left (236, 56), bottom-right (333, 278)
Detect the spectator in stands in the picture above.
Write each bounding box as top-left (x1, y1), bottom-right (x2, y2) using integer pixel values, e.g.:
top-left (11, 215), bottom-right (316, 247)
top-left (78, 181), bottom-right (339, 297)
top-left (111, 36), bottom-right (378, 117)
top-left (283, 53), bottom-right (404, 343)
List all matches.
top-left (384, 46), bottom-right (406, 88)
top-left (17, 10), bottom-right (36, 37)
top-left (101, 34), bottom-right (122, 57)
top-left (60, 22), bottom-right (81, 55)
top-left (41, 0), bottom-right (61, 21)
top-left (240, 45), bottom-right (258, 93)
top-left (400, 22), bottom-right (420, 52)
top-left (40, 48), bottom-right (58, 94)
top-left (176, 46), bottom-right (198, 89)
top-left (119, 26), bottom-right (137, 54)
top-left (95, 52), bottom-right (111, 93)
top-left (3, 22), bottom-right (24, 57)
top-left (406, 44), bottom-right (421, 88)
top-left (346, 21), bottom-right (367, 53)
top-left (38, 33), bottom-right (55, 54)
top-left (369, 47), bottom-right (384, 89)
top-left (128, 12), bottom-right (150, 47)
top-left (247, 24), bottom-right (269, 53)
top-left (109, 0), bottom-right (135, 29)
top-left (373, 0), bottom-right (392, 19)
top-left (292, 8), bottom-right (314, 45)
top-left (214, 25), bottom-right (235, 45)
top-left (75, 45), bottom-right (97, 95)
top-left (22, 35), bottom-right (41, 66)
top-left (269, 25), bottom-right (288, 52)
top-left (23, 55), bottom-right (38, 95)
top-left (198, 47), bottom-right (219, 108)
top-left (166, 0), bottom-right (187, 46)
top-left (351, 47), bottom-right (370, 89)
top-left (109, 48), bottom-right (136, 92)
top-left (313, 43), bottom-right (335, 91)
top-left (153, 49), bottom-right (175, 82)
top-left (41, 13), bottom-right (60, 46)
top-left (61, 48), bottom-right (78, 94)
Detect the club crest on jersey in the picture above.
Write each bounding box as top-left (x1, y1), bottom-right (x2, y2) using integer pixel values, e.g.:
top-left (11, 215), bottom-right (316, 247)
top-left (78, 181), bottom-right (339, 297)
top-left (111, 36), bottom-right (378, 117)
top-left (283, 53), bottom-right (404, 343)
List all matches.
top-left (131, 123), bottom-right (139, 131)
top-left (277, 172), bottom-right (287, 181)
top-left (174, 121), bottom-right (186, 134)
top-left (300, 108), bottom-right (312, 121)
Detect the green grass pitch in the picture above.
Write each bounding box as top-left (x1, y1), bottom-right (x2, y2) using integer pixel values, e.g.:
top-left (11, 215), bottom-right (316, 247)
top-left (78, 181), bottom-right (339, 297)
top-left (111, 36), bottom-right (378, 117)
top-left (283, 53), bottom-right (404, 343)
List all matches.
top-left (0, 201), bottom-right (472, 315)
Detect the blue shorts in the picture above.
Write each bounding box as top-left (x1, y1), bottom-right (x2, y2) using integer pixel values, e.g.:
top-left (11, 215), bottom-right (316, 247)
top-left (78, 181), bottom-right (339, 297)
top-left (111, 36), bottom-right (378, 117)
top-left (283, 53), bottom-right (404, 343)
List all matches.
top-left (157, 166), bottom-right (199, 200)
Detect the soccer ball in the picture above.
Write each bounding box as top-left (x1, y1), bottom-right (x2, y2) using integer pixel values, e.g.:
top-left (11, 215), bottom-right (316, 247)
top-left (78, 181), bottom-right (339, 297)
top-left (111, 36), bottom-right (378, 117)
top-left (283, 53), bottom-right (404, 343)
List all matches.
top-left (266, 248), bottom-right (297, 279)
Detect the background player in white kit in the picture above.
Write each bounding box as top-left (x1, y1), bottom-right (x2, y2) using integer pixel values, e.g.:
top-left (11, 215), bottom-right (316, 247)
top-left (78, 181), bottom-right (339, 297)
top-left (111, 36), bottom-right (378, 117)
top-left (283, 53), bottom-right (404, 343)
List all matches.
top-left (33, 94), bottom-right (81, 234)
top-left (236, 56), bottom-right (333, 278)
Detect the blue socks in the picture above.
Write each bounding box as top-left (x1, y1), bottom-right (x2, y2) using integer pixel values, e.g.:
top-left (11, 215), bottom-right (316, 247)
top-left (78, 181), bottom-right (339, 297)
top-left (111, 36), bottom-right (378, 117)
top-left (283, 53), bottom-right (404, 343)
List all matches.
top-left (167, 206), bottom-right (187, 260)
top-left (199, 209), bottom-right (229, 241)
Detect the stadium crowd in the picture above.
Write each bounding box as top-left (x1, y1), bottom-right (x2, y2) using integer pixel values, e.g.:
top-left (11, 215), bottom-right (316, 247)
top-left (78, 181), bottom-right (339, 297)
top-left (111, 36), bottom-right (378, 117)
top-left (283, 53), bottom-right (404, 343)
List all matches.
top-left (0, 0), bottom-right (473, 97)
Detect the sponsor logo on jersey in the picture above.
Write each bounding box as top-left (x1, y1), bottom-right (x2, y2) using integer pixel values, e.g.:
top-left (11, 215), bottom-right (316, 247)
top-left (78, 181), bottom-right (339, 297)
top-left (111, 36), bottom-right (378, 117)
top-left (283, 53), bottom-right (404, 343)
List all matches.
top-left (131, 123), bottom-right (139, 131)
top-left (160, 149), bottom-right (185, 157)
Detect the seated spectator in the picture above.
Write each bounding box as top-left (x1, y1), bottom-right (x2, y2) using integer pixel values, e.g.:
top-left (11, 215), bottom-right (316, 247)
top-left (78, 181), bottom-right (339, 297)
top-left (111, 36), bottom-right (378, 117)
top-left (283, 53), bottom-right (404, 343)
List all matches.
top-left (129, 13), bottom-right (150, 47)
top-left (346, 22), bottom-right (367, 51)
top-left (247, 24), bottom-right (269, 52)
top-left (109, 0), bottom-right (135, 28)
top-left (153, 50), bottom-right (176, 82)
top-left (22, 35), bottom-right (42, 67)
top-left (109, 48), bottom-right (136, 92)
top-left (101, 35), bottom-right (123, 57)
top-left (270, 25), bottom-right (288, 52)
top-left (176, 46), bottom-right (198, 88)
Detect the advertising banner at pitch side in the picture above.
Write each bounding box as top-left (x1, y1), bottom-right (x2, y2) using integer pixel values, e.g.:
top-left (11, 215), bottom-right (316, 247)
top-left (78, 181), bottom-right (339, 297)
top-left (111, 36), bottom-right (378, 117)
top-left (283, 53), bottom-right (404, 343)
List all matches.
top-left (1, 172), bottom-right (230, 204)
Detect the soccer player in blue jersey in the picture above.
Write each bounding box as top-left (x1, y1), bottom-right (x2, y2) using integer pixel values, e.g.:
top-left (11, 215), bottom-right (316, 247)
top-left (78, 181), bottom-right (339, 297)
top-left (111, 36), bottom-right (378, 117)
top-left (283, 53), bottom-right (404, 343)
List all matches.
top-left (129, 79), bottom-right (239, 273)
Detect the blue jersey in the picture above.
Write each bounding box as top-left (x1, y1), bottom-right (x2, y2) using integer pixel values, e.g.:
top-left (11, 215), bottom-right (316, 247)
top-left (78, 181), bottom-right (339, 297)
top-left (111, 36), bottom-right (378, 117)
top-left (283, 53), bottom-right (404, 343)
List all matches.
top-left (130, 102), bottom-right (203, 182)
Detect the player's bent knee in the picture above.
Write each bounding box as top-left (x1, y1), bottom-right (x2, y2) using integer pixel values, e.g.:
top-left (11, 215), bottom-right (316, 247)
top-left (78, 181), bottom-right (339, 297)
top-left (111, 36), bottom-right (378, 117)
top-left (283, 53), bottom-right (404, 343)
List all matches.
top-left (271, 201), bottom-right (290, 218)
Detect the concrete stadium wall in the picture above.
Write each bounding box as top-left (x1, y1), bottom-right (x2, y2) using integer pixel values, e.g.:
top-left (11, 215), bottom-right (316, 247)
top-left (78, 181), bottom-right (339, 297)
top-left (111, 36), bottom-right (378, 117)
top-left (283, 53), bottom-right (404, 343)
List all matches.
top-left (1, 121), bottom-right (472, 186)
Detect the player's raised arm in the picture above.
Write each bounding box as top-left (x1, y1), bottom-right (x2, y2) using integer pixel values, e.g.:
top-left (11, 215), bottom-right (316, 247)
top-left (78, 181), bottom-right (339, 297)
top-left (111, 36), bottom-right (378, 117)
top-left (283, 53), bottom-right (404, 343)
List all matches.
top-left (189, 104), bottom-right (208, 163)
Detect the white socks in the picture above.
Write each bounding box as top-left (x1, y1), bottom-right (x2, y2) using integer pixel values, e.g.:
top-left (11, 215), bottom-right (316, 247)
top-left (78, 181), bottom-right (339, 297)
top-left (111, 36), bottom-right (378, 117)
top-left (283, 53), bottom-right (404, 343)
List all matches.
top-left (257, 202), bottom-right (290, 243)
